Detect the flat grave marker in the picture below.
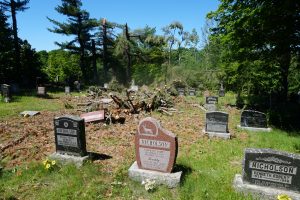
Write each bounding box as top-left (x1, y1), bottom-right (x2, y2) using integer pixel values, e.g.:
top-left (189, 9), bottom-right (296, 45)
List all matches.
top-left (233, 148), bottom-right (300, 199)
top-left (238, 110), bottom-right (271, 132)
top-left (80, 110), bottom-right (105, 123)
top-left (129, 117), bottom-right (182, 188)
top-left (203, 111), bottom-right (230, 139)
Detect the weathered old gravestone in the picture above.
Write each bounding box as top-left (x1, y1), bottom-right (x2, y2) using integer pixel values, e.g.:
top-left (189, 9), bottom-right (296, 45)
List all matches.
top-left (37, 86), bottom-right (47, 96)
top-left (206, 96), bottom-right (218, 104)
top-left (237, 110), bottom-right (271, 132)
top-left (177, 88), bottom-right (185, 96)
top-left (189, 88), bottom-right (196, 96)
top-left (80, 110), bottom-right (105, 123)
top-left (128, 117), bottom-right (182, 188)
top-left (219, 83), bottom-right (225, 97)
top-left (233, 148), bottom-right (300, 200)
top-left (65, 86), bottom-right (70, 95)
top-left (1, 84), bottom-right (12, 102)
top-left (203, 111), bottom-right (230, 139)
top-left (204, 96), bottom-right (219, 111)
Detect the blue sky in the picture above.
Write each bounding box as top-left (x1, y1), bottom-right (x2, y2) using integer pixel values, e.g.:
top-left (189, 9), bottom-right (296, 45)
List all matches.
top-left (14, 0), bottom-right (220, 51)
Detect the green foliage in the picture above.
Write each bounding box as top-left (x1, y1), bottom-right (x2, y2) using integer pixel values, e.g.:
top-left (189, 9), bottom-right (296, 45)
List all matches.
top-left (207, 0), bottom-right (300, 102)
top-left (47, 0), bottom-right (98, 82)
top-left (41, 49), bottom-right (81, 83)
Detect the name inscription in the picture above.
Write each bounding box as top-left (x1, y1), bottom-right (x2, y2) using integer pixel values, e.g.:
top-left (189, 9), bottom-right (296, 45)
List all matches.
top-left (139, 139), bottom-right (170, 149)
top-left (56, 128), bottom-right (77, 136)
top-left (249, 161), bottom-right (298, 184)
top-left (57, 135), bottom-right (78, 148)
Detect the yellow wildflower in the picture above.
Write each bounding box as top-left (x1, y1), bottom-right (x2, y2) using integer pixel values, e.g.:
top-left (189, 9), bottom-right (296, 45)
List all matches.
top-left (277, 194), bottom-right (292, 200)
top-left (51, 160), bottom-right (56, 165)
top-left (45, 164), bottom-right (51, 170)
top-left (43, 159), bottom-right (48, 165)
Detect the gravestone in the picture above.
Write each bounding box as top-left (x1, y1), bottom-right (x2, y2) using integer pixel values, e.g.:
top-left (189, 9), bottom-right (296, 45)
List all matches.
top-left (204, 96), bottom-right (218, 111)
top-left (1, 84), bottom-right (11, 102)
top-left (80, 110), bottom-right (105, 123)
top-left (238, 110), bottom-right (271, 132)
top-left (104, 83), bottom-right (108, 89)
top-left (233, 148), bottom-right (300, 199)
top-left (219, 82), bottom-right (225, 97)
top-left (203, 111), bottom-right (230, 139)
top-left (189, 88), bottom-right (196, 96)
top-left (129, 117), bottom-right (182, 188)
top-left (65, 86), bottom-right (70, 95)
top-left (206, 96), bottom-right (218, 104)
top-left (37, 86), bottom-right (47, 96)
top-left (177, 88), bottom-right (185, 96)
top-left (54, 115), bottom-right (87, 156)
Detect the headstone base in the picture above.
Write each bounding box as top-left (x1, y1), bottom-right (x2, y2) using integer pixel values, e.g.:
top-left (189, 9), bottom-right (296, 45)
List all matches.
top-left (237, 125), bottom-right (272, 132)
top-left (202, 129), bottom-right (231, 139)
top-left (49, 152), bottom-right (89, 167)
top-left (128, 161), bottom-right (182, 188)
top-left (233, 174), bottom-right (300, 200)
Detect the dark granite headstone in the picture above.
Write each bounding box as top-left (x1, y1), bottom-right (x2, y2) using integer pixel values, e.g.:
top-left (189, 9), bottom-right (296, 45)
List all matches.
top-left (1, 84), bottom-right (11, 102)
top-left (135, 117), bottom-right (178, 173)
top-left (206, 96), bottom-right (218, 104)
top-left (177, 88), bottom-right (185, 96)
top-left (241, 110), bottom-right (267, 128)
top-left (205, 111), bottom-right (229, 133)
top-left (189, 88), bottom-right (196, 96)
top-left (243, 148), bottom-right (300, 192)
top-left (54, 116), bottom-right (86, 156)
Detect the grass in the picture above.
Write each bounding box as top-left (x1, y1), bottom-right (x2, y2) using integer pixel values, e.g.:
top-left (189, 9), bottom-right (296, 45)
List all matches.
top-left (1, 92), bottom-right (300, 199)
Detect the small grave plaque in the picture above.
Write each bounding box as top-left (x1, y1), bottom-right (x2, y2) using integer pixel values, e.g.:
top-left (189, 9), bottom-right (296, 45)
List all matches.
top-left (233, 148), bottom-right (300, 199)
top-left (65, 86), bottom-right (70, 94)
top-left (54, 115), bottom-right (86, 156)
top-left (80, 110), bottom-right (105, 123)
top-left (1, 84), bottom-right (11, 102)
top-left (177, 88), bottom-right (185, 96)
top-left (135, 117), bottom-right (178, 173)
top-left (37, 86), bottom-right (46, 96)
top-left (204, 111), bottom-right (230, 139)
top-left (189, 88), bottom-right (196, 96)
top-left (206, 96), bottom-right (218, 104)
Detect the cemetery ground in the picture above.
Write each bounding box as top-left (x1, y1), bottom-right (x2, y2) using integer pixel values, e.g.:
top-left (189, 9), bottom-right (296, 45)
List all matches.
top-left (1, 91), bottom-right (300, 200)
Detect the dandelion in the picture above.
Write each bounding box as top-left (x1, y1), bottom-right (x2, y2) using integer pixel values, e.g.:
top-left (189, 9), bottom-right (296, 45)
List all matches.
top-left (45, 164), bottom-right (51, 170)
top-left (51, 160), bottom-right (56, 165)
top-left (277, 194), bottom-right (292, 200)
top-left (42, 159), bottom-right (48, 165)
top-left (142, 179), bottom-right (156, 192)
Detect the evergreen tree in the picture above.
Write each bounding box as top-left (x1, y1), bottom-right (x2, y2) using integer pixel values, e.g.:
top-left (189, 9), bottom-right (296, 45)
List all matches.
top-left (47, 0), bottom-right (98, 83)
top-left (0, 0), bottom-right (30, 81)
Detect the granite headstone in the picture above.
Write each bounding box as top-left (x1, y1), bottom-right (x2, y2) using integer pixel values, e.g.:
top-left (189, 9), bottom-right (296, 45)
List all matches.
top-left (1, 84), bottom-right (11, 102)
top-left (204, 111), bottom-right (230, 139)
top-left (233, 148), bottom-right (300, 199)
top-left (206, 96), bottom-right (218, 104)
top-left (80, 110), bottom-right (105, 123)
top-left (189, 88), bottom-right (196, 96)
top-left (65, 86), bottom-right (71, 94)
top-left (241, 110), bottom-right (267, 128)
top-left (54, 115), bottom-right (87, 156)
top-left (177, 88), bottom-right (185, 96)
top-left (37, 86), bottom-right (47, 96)
top-left (135, 117), bottom-right (178, 173)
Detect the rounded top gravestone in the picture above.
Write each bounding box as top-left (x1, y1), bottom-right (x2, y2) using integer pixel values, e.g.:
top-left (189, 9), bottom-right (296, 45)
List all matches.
top-left (135, 117), bottom-right (178, 173)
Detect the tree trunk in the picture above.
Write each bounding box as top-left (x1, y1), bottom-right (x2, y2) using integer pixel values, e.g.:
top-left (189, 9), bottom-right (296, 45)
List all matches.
top-left (10, 0), bottom-right (21, 82)
top-left (125, 23), bottom-right (131, 85)
top-left (280, 51), bottom-right (291, 102)
top-left (102, 20), bottom-right (108, 81)
top-left (91, 39), bottom-right (98, 84)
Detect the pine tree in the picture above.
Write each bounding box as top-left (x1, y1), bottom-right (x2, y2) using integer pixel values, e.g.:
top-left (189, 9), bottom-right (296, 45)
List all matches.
top-left (47, 0), bottom-right (98, 83)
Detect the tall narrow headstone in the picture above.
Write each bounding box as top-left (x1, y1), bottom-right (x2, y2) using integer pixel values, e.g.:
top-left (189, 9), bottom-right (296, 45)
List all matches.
top-left (65, 86), bottom-right (70, 95)
top-left (129, 117), bottom-right (182, 188)
top-left (203, 111), bottom-right (230, 139)
top-left (233, 148), bottom-right (300, 199)
top-left (238, 110), bottom-right (271, 132)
